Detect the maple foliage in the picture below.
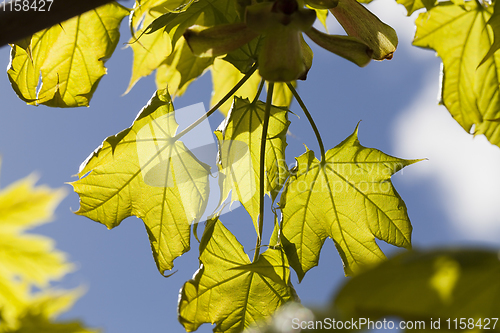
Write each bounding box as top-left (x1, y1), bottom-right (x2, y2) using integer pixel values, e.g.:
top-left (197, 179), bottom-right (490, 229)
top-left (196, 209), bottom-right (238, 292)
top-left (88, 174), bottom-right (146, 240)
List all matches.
top-left (178, 218), bottom-right (296, 332)
top-left (4, 0), bottom-right (500, 331)
top-left (280, 126), bottom-right (419, 278)
top-left (72, 89), bottom-right (209, 274)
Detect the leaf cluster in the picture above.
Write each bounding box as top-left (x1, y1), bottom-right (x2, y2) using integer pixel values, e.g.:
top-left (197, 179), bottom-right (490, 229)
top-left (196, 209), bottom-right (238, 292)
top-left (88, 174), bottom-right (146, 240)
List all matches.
top-left (4, 0), bottom-right (500, 331)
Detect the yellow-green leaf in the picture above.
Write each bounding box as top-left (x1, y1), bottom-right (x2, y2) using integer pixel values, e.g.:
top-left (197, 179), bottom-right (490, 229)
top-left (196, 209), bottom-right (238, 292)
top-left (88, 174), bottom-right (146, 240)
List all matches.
top-left (7, 2), bottom-right (129, 107)
top-left (223, 36), bottom-right (262, 73)
top-left (413, 2), bottom-right (500, 147)
top-left (0, 233), bottom-right (71, 290)
top-left (0, 168), bottom-right (97, 332)
top-left (269, 81), bottom-right (295, 108)
top-left (129, 0), bottom-right (221, 96)
top-left (0, 175), bottom-right (69, 288)
top-left (144, 0), bottom-right (239, 52)
top-left (215, 97), bottom-right (289, 232)
top-left (178, 218), bottom-right (296, 332)
top-left (127, 7), bottom-right (173, 94)
top-left (397, 0), bottom-right (436, 16)
top-left (130, 0), bottom-right (171, 30)
top-left (212, 60), bottom-right (296, 115)
top-left (481, 0), bottom-right (500, 65)
top-left (280, 126), bottom-right (419, 279)
top-left (9, 317), bottom-right (99, 333)
top-left (156, 38), bottom-right (213, 98)
top-left (335, 249), bottom-right (500, 325)
top-left (29, 289), bottom-right (85, 321)
top-left (8, 288), bottom-right (99, 333)
top-left (0, 175), bottom-right (65, 231)
top-left (0, 274), bottom-right (29, 330)
top-left (128, 0), bottom-right (205, 95)
top-left (72, 89), bottom-right (210, 274)
top-left (210, 58), bottom-right (261, 116)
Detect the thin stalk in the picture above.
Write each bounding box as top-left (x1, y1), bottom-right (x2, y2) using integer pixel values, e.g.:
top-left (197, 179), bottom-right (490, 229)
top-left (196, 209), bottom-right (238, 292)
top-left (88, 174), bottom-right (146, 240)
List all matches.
top-left (253, 82), bottom-right (274, 263)
top-left (252, 79), bottom-right (265, 104)
top-left (287, 82), bottom-right (326, 162)
top-left (173, 64), bottom-right (258, 141)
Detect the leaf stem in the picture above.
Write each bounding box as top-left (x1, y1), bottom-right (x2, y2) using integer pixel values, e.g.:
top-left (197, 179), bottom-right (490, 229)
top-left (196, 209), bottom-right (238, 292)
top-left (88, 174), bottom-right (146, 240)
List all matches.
top-left (252, 79), bottom-right (265, 104)
top-left (173, 63), bottom-right (258, 141)
top-left (253, 82), bottom-right (274, 263)
top-left (287, 82), bottom-right (326, 162)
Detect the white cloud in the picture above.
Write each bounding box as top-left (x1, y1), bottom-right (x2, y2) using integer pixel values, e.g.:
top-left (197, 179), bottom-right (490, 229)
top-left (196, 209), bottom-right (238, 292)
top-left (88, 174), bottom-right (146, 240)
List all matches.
top-left (393, 72), bottom-right (500, 241)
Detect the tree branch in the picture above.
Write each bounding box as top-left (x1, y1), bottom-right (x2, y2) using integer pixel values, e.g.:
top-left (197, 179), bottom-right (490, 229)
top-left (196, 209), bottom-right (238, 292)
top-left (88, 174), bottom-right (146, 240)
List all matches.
top-left (0, 0), bottom-right (120, 47)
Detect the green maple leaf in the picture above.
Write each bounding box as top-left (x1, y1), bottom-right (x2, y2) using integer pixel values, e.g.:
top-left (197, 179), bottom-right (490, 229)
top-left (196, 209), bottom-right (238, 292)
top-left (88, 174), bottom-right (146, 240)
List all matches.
top-left (7, 2), bottom-right (128, 107)
top-left (280, 126), bottom-right (419, 279)
top-left (215, 97), bottom-right (289, 232)
top-left (72, 89), bottom-right (210, 275)
top-left (413, 1), bottom-right (500, 147)
top-left (178, 218), bottom-right (296, 332)
top-left (335, 249), bottom-right (500, 325)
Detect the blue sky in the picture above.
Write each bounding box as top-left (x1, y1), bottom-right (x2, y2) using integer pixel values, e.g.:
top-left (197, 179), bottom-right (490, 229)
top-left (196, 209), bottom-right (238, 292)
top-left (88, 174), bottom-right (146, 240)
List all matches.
top-left (1, 0), bottom-right (500, 332)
